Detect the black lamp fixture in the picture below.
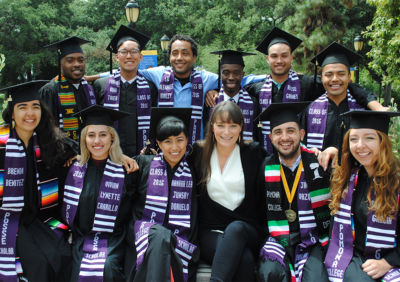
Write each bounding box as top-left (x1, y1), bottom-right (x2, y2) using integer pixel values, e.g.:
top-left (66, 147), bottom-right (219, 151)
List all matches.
top-left (353, 34), bottom-right (364, 84)
top-left (125, 0), bottom-right (140, 29)
top-left (160, 34), bottom-right (170, 66)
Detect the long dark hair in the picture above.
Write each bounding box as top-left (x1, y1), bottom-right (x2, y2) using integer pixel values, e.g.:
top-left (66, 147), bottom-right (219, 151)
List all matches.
top-left (2, 100), bottom-right (68, 168)
top-left (198, 101), bottom-right (244, 185)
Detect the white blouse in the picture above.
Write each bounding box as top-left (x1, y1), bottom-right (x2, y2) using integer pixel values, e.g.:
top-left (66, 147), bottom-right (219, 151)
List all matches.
top-left (207, 145), bottom-right (245, 211)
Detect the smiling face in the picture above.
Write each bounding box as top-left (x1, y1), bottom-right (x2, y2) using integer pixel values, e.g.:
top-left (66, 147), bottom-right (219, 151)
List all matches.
top-left (266, 43), bottom-right (293, 79)
top-left (270, 121), bottom-right (304, 162)
top-left (61, 52), bottom-right (86, 83)
top-left (157, 131), bottom-right (188, 168)
top-left (85, 125), bottom-right (112, 160)
top-left (12, 99), bottom-right (41, 137)
top-left (169, 40), bottom-right (197, 79)
top-left (321, 63), bottom-right (351, 103)
top-left (116, 40), bottom-right (143, 75)
top-left (212, 113), bottom-right (242, 150)
top-left (221, 64), bottom-right (244, 97)
top-left (349, 128), bottom-right (380, 176)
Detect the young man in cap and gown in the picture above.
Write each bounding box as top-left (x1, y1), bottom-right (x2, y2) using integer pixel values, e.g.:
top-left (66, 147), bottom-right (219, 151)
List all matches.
top-left (93, 25), bottom-right (159, 157)
top-left (40, 37), bottom-right (98, 142)
top-left (257, 102), bottom-right (331, 282)
top-left (244, 27), bottom-right (385, 153)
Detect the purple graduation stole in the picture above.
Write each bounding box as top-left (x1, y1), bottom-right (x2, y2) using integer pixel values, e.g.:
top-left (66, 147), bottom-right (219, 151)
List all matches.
top-left (56, 76), bottom-right (97, 141)
top-left (258, 69), bottom-right (301, 153)
top-left (103, 69), bottom-right (152, 154)
top-left (214, 87), bottom-right (254, 140)
top-left (134, 154), bottom-right (196, 281)
top-left (306, 90), bottom-right (363, 149)
top-left (325, 169), bottom-right (400, 281)
top-left (159, 67), bottom-right (203, 144)
top-left (62, 159), bottom-right (125, 281)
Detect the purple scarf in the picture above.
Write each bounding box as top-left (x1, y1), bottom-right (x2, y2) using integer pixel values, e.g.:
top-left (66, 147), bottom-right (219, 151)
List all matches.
top-left (325, 169), bottom-right (400, 281)
top-left (103, 69), bottom-right (152, 154)
top-left (258, 69), bottom-right (301, 153)
top-left (306, 90), bottom-right (363, 150)
top-left (159, 67), bottom-right (203, 144)
top-left (62, 159), bottom-right (125, 281)
top-left (215, 87), bottom-right (254, 141)
top-left (134, 153), bottom-right (196, 281)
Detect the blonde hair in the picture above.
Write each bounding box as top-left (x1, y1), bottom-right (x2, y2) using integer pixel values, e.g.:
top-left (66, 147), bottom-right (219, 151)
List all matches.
top-left (79, 125), bottom-right (124, 165)
top-left (330, 130), bottom-right (400, 221)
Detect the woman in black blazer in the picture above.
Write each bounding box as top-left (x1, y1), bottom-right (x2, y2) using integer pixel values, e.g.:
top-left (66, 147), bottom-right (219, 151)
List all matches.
top-left (193, 101), bottom-right (267, 281)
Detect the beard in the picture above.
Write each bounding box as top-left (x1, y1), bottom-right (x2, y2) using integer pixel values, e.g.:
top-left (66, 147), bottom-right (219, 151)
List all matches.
top-left (275, 139), bottom-right (301, 161)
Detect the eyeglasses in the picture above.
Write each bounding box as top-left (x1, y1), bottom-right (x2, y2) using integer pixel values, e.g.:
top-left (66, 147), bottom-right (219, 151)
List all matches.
top-left (118, 49), bottom-right (140, 56)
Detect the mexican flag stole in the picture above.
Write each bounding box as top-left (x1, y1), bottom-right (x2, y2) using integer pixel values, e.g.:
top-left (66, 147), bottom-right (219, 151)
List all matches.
top-left (260, 146), bottom-right (331, 281)
top-left (0, 127), bottom-right (62, 281)
top-left (325, 169), bottom-right (400, 281)
top-left (62, 159), bottom-right (125, 281)
top-left (56, 76), bottom-right (97, 141)
top-left (134, 154), bottom-right (196, 282)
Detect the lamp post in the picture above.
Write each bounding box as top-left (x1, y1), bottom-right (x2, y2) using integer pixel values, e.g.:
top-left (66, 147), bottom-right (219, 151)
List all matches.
top-left (160, 35), bottom-right (170, 66)
top-left (125, 0), bottom-right (140, 29)
top-left (353, 35), bottom-right (364, 84)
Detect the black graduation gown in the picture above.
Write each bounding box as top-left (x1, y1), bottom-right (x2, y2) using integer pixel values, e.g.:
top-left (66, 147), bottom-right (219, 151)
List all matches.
top-left (69, 159), bottom-right (135, 282)
top-left (0, 136), bottom-right (75, 281)
top-left (339, 168), bottom-right (400, 281)
top-left (125, 154), bottom-right (198, 282)
top-left (245, 74), bottom-right (376, 145)
top-left (300, 95), bottom-right (357, 150)
top-left (94, 76), bottom-right (158, 157)
top-left (39, 79), bottom-right (96, 139)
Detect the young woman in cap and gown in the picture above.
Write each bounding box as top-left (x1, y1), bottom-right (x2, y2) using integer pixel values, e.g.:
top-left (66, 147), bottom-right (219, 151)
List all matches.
top-left (0, 81), bottom-right (78, 281)
top-left (61, 105), bottom-right (136, 281)
top-left (325, 110), bottom-right (400, 281)
top-left (193, 101), bottom-right (267, 281)
top-left (125, 107), bottom-right (198, 282)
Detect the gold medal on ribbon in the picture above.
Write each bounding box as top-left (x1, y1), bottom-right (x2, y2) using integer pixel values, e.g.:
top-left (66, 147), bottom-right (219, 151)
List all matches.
top-left (281, 161), bottom-right (303, 223)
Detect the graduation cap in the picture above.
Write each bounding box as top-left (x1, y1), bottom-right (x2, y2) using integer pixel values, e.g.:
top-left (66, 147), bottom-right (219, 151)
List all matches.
top-left (73, 105), bottom-right (130, 128)
top-left (341, 110), bottom-right (400, 135)
top-left (106, 25), bottom-right (150, 74)
top-left (210, 49), bottom-right (255, 89)
top-left (0, 80), bottom-right (48, 104)
top-left (256, 102), bottom-right (310, 130)
top-left (311, 42), bottom-right (362, 68)
top-left (149, 107), bottom-right (192, 140)
top-left (44, 36), bottom-right (91, 82)
top-left (256, 27), bottom-right (302, 55)
top-left (44, 36), bottom-right (91, 59)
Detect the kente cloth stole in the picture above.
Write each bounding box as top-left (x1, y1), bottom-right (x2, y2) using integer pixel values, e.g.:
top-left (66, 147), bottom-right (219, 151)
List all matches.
top-left (325, 169), bottom-right (400, 282)
top-left (62, 159), bottom-right (125, 281)
top-left (260, 146), bottom-right (331, 281)
top-left (258, 69), bottom-right (301, 153)
top-left (306, 90), bottom-right (363, 150)
top-left (159, 67), bottom-right (203, 145)
top-left (134, 153), bottom-right (196, 281)
top-left (215, 87), bottom-right (254, 140)
top-left (0, 129), bottom-right (61, 280)
top-left (103, 69), bottom-right (152, 154)
top-left (56, 75), bottom-right (96, 141)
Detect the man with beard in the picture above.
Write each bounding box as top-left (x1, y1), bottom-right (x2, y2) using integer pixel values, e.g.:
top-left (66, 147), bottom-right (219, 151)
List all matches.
top-left (257, 102), bottom-right (331, 282)
top-left (93, 25), bottom-right (158, 157)
top-left (203, 50), bottom-right (259, 140)
top-left (301, 42), bottom-right (380, 170)
top-left (243, 27), bottom-right (384, 153)
top-left (40, 37), bottom-right (97, 141)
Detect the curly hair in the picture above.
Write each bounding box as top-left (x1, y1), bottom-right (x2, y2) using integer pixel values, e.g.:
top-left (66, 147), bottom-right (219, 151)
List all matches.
top-left (2, 101), bottom-right (69, 169)
top-left (197, 101), bottom-right (244, 185)
top-left (168, 34), bottom-right (198, 57)
top-left (330, 130), bottom-right (400, 221)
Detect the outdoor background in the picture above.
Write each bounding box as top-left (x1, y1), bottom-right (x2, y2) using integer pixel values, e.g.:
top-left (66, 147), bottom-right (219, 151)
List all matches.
top-left (0, 0), bottom-right (398, 154)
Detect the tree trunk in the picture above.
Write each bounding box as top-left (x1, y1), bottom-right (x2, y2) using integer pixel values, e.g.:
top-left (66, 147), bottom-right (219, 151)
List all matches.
top-left (383, 82), bottom-right (392, 107)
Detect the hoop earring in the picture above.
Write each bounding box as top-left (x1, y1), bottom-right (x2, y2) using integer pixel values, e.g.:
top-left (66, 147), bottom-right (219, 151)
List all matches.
top-left (186, 144), bottom-right (193, 155)
top-left (11, 120), bottom-right (15, 129)
top-left (238, 135), bottom-right (241, 143)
